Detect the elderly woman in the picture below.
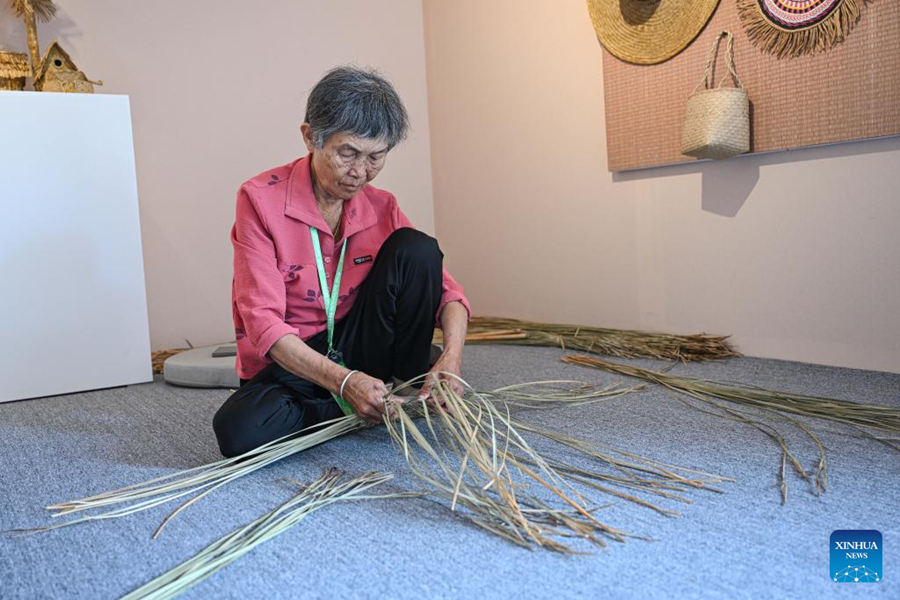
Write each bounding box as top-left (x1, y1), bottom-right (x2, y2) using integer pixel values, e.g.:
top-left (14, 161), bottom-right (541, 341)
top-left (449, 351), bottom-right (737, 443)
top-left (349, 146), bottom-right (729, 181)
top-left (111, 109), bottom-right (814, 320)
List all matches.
top-left (213, 67), bottom-right (470, 457)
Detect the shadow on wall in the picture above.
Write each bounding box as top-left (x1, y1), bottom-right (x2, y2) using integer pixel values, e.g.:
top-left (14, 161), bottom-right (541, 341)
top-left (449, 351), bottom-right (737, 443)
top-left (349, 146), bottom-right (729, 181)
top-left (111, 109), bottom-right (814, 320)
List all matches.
top-left (0, 4), bottom-right (81, 59)
top-left (612, 133), bottom-right (900, 217)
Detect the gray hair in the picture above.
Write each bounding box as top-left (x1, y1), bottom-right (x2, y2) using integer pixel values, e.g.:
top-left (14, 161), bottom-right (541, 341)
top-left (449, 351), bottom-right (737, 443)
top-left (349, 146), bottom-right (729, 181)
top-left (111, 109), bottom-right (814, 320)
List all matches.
top-left (305, 66), bottom-right (409, 149)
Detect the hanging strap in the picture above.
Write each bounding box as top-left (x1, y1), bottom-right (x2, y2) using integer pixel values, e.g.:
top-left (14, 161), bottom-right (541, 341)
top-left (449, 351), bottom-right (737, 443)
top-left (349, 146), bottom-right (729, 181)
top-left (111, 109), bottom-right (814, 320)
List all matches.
top-left (309, 226), bottom-right (354, 415)
top-left (694, 31), bottom-right (743, 93)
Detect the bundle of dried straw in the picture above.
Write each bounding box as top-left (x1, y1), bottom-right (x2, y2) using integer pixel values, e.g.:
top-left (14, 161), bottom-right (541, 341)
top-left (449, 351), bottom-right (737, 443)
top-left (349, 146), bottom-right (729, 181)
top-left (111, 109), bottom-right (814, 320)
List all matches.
top-left (446, 317), bottom-right (738, 362)
top-left (150, 349), bottom-right (187, 374)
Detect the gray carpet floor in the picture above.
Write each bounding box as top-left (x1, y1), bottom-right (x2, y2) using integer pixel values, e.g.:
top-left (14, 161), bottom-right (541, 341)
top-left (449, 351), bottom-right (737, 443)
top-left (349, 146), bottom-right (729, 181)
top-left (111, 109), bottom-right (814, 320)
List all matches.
top-left (1, 345), bottom-right (898, 599)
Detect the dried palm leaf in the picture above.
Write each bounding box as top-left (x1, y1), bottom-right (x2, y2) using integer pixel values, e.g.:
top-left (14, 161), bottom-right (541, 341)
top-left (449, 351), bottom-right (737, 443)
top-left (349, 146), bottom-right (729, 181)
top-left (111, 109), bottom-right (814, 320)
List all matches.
top-left (562, 354), bottom-right (900, 501)
top-left (122, 469), bottom-right (413, 600)
top-left (443, 316), bottom-right (738, 362)
top-left (561, 355), bottom-right (900, 434)
top-left (15, 375), bottom-right (726, 553)
top-left (383, 376), bottom-right (728, 552)
top-left (10, 0), bottom-right (57, 21)
top-left (31, 415), bottom-right (368, 537)
top-left (483, 379), bottom-right (645, 408)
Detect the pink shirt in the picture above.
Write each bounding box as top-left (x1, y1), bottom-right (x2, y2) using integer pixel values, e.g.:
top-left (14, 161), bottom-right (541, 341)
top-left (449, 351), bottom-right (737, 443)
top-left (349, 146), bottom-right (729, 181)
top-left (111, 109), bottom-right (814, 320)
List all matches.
top-left (232, 155), bottom-right (470, 379)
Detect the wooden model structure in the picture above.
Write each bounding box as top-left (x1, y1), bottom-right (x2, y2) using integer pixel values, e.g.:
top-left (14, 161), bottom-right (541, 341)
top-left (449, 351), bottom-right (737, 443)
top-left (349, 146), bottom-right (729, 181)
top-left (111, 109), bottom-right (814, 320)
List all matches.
top-left (6, 0), bottom-right (101, 93)
top-left (33, 41), bottom-right (101, 93)
top-left (0, 51), bottom-right (30, 90)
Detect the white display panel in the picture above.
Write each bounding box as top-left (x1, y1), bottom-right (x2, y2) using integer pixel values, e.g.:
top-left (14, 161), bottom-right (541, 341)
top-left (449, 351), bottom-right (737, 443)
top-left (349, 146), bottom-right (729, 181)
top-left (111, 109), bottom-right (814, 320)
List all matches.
top-left (0, 91), bottom-right (152, 402)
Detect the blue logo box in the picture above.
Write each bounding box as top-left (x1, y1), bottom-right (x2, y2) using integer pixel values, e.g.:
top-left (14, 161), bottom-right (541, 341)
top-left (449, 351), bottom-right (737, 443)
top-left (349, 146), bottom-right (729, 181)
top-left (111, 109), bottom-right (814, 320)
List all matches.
top-left (831, 529), bottom-right (882, 583)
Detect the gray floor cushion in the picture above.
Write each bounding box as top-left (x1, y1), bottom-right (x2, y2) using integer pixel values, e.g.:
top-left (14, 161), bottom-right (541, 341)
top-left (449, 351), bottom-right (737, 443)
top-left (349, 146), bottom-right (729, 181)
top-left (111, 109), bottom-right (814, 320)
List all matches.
top-left (163, 344), bottom-right (240, 389)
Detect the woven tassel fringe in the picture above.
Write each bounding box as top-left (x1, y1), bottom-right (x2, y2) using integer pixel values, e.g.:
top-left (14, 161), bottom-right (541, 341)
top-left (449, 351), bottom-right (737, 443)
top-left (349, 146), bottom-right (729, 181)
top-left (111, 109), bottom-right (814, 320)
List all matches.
top-left (737, 0), bottom-right (864, 59)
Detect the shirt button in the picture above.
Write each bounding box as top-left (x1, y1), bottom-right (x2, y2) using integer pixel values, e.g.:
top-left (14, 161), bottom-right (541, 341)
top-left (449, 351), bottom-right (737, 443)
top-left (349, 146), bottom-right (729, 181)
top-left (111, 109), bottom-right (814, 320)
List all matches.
top-left (324, 257), bottom-right (331, 263)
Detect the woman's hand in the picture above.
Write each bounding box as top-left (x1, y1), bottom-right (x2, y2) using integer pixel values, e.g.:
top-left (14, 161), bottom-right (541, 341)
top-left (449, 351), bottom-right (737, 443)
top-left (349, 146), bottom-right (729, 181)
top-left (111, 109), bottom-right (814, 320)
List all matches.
top-left (268, 336), bottom-right (393, 423)
top-left (340, 370), bottom-right (392, 423)
top-left (417, 348), bottom-right (464, 405)
top-left (418, 301), bottom-right (468, 405)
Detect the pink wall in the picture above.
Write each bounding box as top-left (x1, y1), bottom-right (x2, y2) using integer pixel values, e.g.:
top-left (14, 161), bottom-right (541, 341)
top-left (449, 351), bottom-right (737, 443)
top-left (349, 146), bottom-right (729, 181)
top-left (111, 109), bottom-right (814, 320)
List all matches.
top-left (1, 1), bottom-right (434, 352)
top-left (423, 0), bottom-right (900, 373)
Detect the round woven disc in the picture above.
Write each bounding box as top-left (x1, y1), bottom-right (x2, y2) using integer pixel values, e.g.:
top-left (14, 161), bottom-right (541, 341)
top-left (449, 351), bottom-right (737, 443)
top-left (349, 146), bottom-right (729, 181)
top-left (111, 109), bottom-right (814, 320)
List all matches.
top-left (756, 0), bottom-right (844, 30)
top-left (587, 0), bottom-right (722, 65)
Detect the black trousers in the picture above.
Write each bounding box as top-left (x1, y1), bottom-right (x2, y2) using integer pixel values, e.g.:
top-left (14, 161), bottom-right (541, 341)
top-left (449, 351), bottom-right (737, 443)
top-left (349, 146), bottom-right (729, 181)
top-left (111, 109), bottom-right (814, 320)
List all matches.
top-left (213, 228), bottom-right (443, 457)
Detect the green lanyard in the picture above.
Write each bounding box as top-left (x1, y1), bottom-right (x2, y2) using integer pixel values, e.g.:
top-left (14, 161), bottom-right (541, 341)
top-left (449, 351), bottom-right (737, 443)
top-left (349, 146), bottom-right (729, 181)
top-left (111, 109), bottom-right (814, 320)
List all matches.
top-left (309, 226), bottom-right (354, 415)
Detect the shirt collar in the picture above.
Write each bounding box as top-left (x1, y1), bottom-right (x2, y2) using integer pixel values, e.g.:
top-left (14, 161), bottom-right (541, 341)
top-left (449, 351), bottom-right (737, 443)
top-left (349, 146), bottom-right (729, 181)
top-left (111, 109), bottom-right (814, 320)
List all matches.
top-left (284, 154), bottom-right (377, 239)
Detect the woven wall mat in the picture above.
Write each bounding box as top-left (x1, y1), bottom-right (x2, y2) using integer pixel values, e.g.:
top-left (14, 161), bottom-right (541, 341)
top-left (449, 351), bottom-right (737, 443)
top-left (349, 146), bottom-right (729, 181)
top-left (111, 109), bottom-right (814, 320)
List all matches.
top-left (602, 1), bottom-right (900, 171)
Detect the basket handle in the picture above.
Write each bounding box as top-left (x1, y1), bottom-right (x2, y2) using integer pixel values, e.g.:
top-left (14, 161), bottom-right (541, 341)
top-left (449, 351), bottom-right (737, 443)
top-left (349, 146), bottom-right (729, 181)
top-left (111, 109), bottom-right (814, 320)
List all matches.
top-left (693, 31), bottom-right (742, 93)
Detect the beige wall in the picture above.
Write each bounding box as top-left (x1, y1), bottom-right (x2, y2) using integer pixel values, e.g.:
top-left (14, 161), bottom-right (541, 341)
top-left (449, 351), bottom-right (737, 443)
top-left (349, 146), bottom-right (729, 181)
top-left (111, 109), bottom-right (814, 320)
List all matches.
top-left (1, 1), bottom-right (434, 351)
top-left (423, 0), bottom-right (900, 373)
top-left (4, 1), bottom-right (898, 372)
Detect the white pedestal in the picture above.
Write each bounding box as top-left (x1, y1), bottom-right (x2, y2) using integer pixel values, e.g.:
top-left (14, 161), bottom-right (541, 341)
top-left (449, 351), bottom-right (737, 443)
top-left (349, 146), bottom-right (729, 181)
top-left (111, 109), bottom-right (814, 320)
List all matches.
top-left (0, 91), bottom-right (152, 402)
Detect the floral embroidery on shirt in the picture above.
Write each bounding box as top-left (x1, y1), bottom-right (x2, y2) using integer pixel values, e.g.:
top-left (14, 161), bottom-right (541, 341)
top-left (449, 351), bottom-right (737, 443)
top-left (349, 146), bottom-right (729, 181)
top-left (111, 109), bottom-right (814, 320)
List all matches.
top-left (338, 285), bottom-right (358, 303)
top-left (282, 264), bottom-right (304, 280)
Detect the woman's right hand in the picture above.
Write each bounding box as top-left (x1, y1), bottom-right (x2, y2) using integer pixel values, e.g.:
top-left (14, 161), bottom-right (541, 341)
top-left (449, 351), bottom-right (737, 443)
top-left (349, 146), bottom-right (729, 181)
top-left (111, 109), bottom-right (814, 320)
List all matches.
top-left (340, 370), bottom-right (391, 423)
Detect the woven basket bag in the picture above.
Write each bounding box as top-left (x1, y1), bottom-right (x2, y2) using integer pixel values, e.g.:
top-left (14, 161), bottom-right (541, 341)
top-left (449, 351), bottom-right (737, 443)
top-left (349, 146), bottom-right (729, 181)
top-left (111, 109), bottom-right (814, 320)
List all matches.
top-left (681, 31), bottom-right (749, 159)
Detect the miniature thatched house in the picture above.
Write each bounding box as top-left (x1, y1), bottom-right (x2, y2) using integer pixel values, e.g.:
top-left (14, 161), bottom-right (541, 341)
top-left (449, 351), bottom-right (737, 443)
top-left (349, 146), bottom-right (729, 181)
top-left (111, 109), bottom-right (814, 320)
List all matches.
top-left (33, 41), bottom-right (101, 93)
top-left (0, 51), bottom-right (30, 90)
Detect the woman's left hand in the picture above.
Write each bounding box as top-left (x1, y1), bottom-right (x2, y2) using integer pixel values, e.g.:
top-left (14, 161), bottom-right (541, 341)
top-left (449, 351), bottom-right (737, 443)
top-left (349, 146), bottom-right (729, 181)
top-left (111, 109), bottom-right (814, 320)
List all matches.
top-left (417, 349), bottom-right (464, 405)
top-left (420, 301), bottom-right (468, 406)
